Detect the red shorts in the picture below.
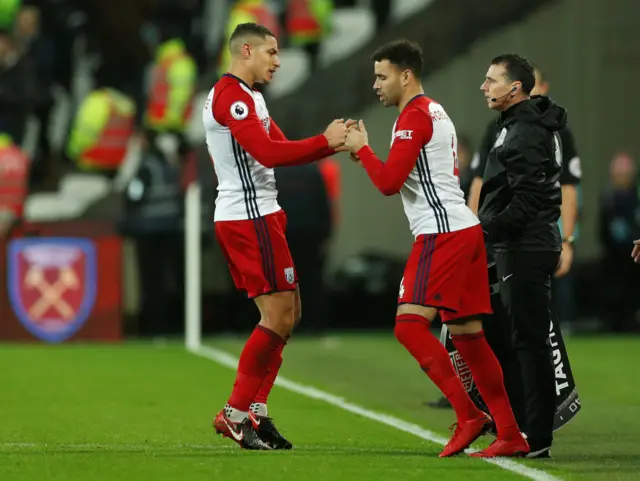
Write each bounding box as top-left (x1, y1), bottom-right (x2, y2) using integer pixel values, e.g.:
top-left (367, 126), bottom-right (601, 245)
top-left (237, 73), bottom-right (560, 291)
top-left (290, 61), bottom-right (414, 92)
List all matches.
top-left (215, 210), bottom-right (298, 298)
top-left (398, 224), bottom-right (492, 322)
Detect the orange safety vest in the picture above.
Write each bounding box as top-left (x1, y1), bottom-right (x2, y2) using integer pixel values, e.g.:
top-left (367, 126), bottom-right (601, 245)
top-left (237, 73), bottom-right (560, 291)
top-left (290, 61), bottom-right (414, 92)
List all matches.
top-left (0, 144), bottom-right (29, 218)
top-left (287, 0), bottom-right (322, 42)
top-left (82, 109), bottom-right (134, 171)
top-left (319, 157), bottom-right (340, 225)
top-left (147, 55), bottom-right (194, 127)
top-left (239, 3), bottom-right (281, 39)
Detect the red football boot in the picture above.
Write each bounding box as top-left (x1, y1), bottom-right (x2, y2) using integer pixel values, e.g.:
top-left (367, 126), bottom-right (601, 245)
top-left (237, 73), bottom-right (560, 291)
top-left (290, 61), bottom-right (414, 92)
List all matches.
top-left (440, 413), bottom-right (493, 458)
top-left (469, 433), bottom-right (530, 458)
top-left (213, 410), bottom-right (271, 450)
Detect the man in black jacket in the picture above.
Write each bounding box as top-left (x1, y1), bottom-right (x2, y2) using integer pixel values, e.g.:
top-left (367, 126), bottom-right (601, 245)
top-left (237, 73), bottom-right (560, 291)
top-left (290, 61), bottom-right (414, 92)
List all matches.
top-left (478, 54), bottom-right (565, 458)
top-left (469, 67), bottom-right (581, 280)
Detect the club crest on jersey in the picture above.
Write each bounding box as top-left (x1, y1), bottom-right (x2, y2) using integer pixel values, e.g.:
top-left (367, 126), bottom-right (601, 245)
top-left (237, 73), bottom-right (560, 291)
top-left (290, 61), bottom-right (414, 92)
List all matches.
top-left (230, 101), bottom-right (249, 120)
top-left (394, 130), bottom-right (413, 140)
top-left (7, 238), bottom-right (97, 343)
top-left (284, 267), bottom-right (295, 285)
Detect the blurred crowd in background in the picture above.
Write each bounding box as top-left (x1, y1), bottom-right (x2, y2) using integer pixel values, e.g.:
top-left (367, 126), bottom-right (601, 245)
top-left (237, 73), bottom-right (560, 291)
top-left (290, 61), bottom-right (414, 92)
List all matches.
top-left (1, 0), bottom-right (639, 338)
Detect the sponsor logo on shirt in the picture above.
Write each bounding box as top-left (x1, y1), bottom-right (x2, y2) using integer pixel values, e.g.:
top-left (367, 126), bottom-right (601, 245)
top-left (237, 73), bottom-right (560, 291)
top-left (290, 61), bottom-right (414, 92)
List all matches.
top-left (394, 130), bottom-right (413, 140)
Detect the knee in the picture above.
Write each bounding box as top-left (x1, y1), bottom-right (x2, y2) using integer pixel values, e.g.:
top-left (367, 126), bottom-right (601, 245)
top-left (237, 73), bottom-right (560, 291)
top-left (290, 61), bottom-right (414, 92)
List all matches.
top-left (261, 297), bottom-right (297, 336)
top-left (266, 305), bottom-right (296, 333)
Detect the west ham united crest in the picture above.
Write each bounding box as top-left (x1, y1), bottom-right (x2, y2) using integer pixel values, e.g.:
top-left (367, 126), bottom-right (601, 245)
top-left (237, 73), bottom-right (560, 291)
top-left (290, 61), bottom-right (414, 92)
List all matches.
top-left (7, 238), bottom-right (97, 343)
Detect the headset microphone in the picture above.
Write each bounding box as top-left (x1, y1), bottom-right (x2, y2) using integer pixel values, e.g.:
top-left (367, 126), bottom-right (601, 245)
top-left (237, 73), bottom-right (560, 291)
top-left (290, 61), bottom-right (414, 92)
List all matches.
top-left (491, 87), bottom-right (517, 102)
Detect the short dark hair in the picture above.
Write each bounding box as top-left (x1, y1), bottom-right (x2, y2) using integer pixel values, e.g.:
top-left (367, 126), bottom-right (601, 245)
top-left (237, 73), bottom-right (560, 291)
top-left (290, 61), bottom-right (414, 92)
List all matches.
top-left (491, 54), bottom-right (535, 95)
top-left (230, 23), bottom-right (275, 44)
top-left (372, 40), bottom-right (424, 78)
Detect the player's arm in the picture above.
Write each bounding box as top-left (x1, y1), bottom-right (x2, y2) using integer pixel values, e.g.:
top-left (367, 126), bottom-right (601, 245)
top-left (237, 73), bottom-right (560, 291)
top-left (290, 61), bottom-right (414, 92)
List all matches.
top-left (482, 131), bottom-right (549, 242)
top-left (213, 87), bottom-right (330, 167)
top-left (269, 118), bottom-right (287, 140)
top-left (468, 119), bottom-right (498, 213)
top-left (467, 177), bottom-right (483, 214)
top-left (269, 118), bottom-right (335, 165)
top-left (355, 109), bottom-right (430, 196)
top-left (558, 127), bottom-right (581, 240)
top-left (560, 185), bottom-right (578, 238)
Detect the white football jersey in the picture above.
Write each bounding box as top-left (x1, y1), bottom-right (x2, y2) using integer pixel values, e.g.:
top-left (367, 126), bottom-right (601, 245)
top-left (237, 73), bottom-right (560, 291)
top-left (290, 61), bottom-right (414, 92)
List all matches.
top-left (393, 95), bottom-right (479, 237)
top-left (202, 74), bottom-right (280, 221)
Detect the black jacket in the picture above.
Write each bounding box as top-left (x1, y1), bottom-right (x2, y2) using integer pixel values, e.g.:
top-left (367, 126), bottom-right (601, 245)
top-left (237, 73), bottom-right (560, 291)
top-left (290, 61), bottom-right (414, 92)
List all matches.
top-left (471, 117), bottom-right (581, 187)
top-left (478, 96), bottom-right (565, 252)
top-left (275, 163), bottom-right (332, 241)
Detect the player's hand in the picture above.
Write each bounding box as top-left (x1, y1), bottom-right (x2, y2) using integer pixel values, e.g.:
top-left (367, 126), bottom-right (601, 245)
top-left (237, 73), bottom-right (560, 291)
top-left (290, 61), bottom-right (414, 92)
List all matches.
top-left (632, 239), bottom-right (640, 264)
top-left (345, 119), bottom-right (368, 153)
top-left (323, 119), bottom-right (347, 149)
top-left (555, 242), bottom-right (574, 277)
top-left (345, 118), bottom-right (358, 130)
top-left (332, 120), bottom-right (359, 152)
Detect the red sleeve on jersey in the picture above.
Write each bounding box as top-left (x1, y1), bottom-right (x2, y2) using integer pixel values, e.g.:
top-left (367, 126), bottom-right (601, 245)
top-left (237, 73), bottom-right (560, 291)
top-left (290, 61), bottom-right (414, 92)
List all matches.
top-left (356, 108), bottom-right (434, 196)
top-left (213, 85), bottom-right (329, 168)
top-left (269, 117), bottom-right (336, 166)
top-left (269, 118), bottom-right (287, 141)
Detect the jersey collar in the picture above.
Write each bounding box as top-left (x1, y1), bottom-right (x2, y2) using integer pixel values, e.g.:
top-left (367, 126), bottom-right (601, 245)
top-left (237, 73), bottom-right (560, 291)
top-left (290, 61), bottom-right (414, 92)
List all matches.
top-left (405, 93), bottom-right (426, 108)
top-left (222, 73), bottom-right (253, 91)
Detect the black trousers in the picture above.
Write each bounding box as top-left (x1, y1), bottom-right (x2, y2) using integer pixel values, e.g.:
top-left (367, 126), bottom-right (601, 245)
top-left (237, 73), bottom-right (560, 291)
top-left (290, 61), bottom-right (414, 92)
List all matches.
top-left (135, 233), bottom-right (185, 336)
top-left (493, 250), bottom-right (560, 447)
top-left (287, 232), bottom-right (329, 333)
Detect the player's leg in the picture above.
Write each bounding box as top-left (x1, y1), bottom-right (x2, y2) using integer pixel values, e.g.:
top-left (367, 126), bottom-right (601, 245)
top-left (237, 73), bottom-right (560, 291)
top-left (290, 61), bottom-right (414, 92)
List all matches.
top-left (253, 284), bottom-right (300, 413)
top-left (249, 284), bottom-right (301, 450)
top-left (395, 234), bottom-right (491, 458)
top-left (212, 213), bottom-right (296, 450)
top-left (442, 226), bottom-right (528, 458)
top-left (245, 210), bottom-right (299, 449)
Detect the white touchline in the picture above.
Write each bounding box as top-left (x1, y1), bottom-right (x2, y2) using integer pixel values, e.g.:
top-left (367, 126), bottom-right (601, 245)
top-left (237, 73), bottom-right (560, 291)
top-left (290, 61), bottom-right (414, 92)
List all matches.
top-left (190, 345), bottom-right (562, 481)
top-left (0, 442), bottom-right (232, 450)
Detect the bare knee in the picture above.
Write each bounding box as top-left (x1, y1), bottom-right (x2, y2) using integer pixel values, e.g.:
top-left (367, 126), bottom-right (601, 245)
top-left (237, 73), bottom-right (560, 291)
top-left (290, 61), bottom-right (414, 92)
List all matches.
top-left (446, 317), bottom-right (484, 336)
top-left (255, 291), bottom-right (297, 338)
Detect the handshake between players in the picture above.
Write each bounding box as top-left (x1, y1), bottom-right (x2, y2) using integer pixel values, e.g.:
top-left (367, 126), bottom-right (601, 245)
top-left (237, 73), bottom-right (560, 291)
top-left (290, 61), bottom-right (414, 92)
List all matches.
top-left (321, 118), bottom-right (368, 166)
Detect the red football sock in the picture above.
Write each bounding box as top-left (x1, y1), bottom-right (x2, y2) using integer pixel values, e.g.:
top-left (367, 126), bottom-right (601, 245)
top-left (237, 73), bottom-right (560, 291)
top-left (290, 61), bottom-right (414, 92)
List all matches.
top-left (451, 331), bottom-right (520, 439)
top-left (395, 314), bottom-right (481, 422)
top-left (253, 341), bottom-right (285, 405)
top-left (228, 325), bottom-right (285, 411)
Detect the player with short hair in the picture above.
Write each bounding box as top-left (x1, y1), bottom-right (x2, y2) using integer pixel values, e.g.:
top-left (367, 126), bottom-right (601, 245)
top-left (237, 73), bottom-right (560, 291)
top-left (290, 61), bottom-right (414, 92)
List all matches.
top-left (344, 40), bottom-right (529, 458)
top-left (203, 22), bottom-right (347, 450)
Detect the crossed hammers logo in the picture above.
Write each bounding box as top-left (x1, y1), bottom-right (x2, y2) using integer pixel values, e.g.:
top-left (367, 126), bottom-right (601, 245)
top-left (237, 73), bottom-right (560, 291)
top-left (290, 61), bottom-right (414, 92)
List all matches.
top-left (24, 266), bottom-right (79, 320)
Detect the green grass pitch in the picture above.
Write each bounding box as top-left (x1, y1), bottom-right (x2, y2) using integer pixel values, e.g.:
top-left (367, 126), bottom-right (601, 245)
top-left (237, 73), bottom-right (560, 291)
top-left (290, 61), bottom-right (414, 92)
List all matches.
top-left (1, 333), bottom-right (638, 481)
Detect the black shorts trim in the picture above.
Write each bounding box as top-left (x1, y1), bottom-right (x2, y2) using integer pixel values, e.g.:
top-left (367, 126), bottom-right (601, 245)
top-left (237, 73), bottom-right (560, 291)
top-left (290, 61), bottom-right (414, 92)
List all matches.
top-left (248, 286), bottom-right (298, 300)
